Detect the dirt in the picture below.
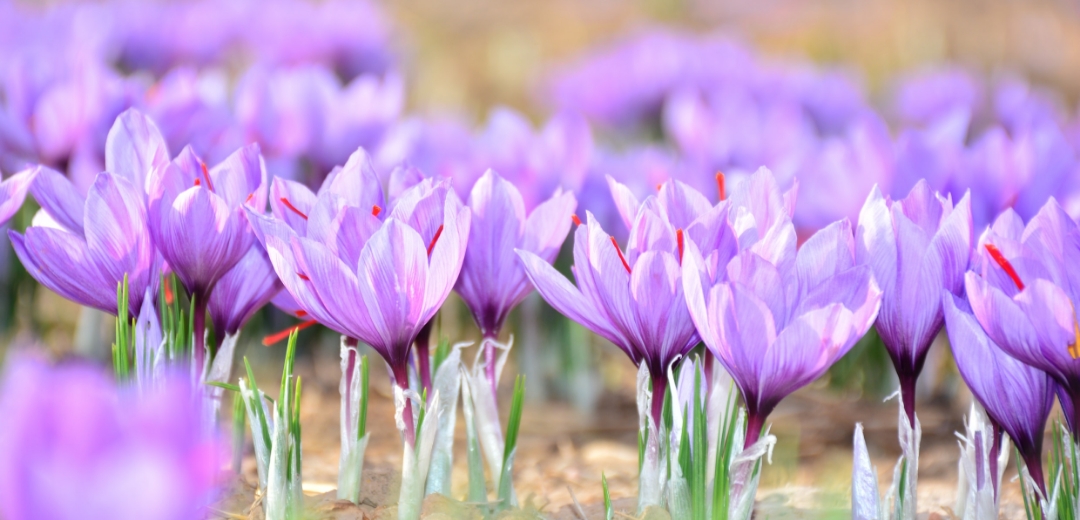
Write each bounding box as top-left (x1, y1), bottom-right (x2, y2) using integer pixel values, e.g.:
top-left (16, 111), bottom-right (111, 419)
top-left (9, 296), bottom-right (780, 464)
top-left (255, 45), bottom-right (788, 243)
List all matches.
top-left (207, 347), bottom-right (1031, 520)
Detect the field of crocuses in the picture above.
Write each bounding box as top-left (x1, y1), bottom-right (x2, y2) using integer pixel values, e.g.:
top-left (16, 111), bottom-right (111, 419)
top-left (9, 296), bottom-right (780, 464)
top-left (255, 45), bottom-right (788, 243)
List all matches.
top-left (3, 0), bottom-right (1080, 519)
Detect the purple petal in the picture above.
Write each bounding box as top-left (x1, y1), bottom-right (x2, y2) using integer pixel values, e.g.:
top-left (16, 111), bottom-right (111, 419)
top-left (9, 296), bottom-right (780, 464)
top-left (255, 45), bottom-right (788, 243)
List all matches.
top-left (424, 192), bottom-right (470, 322)
top-left (268, 177), bottom-right (317, 235)
top-left (855, 185), bottom-right (897, 297)
top-left (517, 248), bottom-right (629, 353)
top-left (658, 179), bottom-right (711, 230)
top-left (0, 168), bottom-right (35, 227)
top-left (104, 109), bottom-right (170, 194)
top-left (796, 219), bottom-right (855, 300)
top-left (83, 173), bottom-right (153, 311)
top-left (355, 219), bottom-right (430, 367)
top-left (10, 229), bottom-right (115, 313)
top-left (293, 237), bottom-right (375, 341)
top-left (264, 234), bottom-right (344, 332)
top-left (29, 166), bottom-right (85, 236)
top-left (208, 144), bottom-right (267, 209)
top-left (965, 273), bottom-right (1046, 374)
top-left (151, 187), bottom-right (252, 295)
top-left (760, 304), bottom-right (854, 411)
top-left (208, 245), bottom-right (282, 336)
top-left (629, 251), bottom-right (697, 368)
top-left (605, 175), bottom-right (640, 231)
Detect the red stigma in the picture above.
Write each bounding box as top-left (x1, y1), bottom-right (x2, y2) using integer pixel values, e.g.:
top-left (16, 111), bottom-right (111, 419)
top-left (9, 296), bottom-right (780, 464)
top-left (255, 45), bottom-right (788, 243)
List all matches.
top-left (716, 172), bottom-right (726, 201)
top-left (163, 281), bottom-right (174, 305)
top-left (676, 228), bottom-right (684, 263)
top-left (262, 319), bottom-right (318, 346)
top-left (610, 236), bottom-right (632, 274)
top-left (297, 272), bottom-right (311, 281)
top-left (372, 205), bottom-right (382, 217)
top-left (295, 310), bottom-right (308, 318)
top-left (280, 198), bottom-right (308, 220)
top-left (200, 162), bottom-right (214, 192)
top-left (194, 178), bottom-right (201, 186)
top-left (572, 214), bottom-right (582, 226)
top-left (656, 183), bottom-right (663, 191)
top-left (985, 243), bottom-right (1024, 291)
top-left (427, 225), bottom-right (445, 257)
top-left (245, 193), bottom-right (254, 204)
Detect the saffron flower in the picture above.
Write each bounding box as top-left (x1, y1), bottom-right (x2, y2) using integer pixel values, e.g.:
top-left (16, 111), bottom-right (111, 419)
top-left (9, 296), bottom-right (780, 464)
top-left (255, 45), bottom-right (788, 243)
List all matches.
top-left (964, 201), bottom-right (1080, 442)
top-left (0, 353), bottom-right (222, 520)
top-left (456, 169), bottom-right (576, 380)
top-left (943, 292), bottom-right (1055, 495)
top-left (683, 215), bottom-right (882, 447)
top-left (517, 205), bottom-right (704, 429)
top-left (207, 244), bottom-right (282, 343)
top-left (855, 180), bottom-right (973, 425)
top-left (148, 143), bottom-right (267, 370)
top-left (253, 169), bottom-right (469, 446)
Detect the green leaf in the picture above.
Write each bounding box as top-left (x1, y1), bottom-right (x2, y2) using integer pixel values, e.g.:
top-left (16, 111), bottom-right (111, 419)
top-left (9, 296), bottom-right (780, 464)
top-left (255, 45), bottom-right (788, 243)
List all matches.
top-left (498, 375), bottom-right (526, 507)
top-left (208, 381), bottom-right (242, 393)
top-left (602, 472), bottom-right (613, 520)
top-left (357, 355), bottom-right (369, 440)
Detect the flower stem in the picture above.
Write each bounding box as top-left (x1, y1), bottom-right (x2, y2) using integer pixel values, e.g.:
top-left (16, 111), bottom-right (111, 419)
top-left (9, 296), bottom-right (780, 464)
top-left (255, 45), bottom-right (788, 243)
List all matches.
top-left (392, 364), bottom-right (416, 447)
top-left (649, 373), bottom-right (666, 431)
top-left (1023, 450), bottom-right (1047, 498)
top-left (899, 374), bottom-right (917, 429)
top-left (483, 333), bottom-right (499, 401)
top-left (193, 293), bottom-right (208, 375)
top-left (415, 321), bottom-right (433, 396)
top-left (744, 411), bottom-right (765, 449)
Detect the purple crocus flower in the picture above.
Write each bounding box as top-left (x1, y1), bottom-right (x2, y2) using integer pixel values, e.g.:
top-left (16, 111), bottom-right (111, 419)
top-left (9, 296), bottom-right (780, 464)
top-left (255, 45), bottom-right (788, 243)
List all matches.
top-left (683, 214), bottom-right (882, 447)
top-left (12, 167), bottom-right (154, 316)
top-left (0, 353), bottom-right (222, 520)
top-left (456, 169), bottom-right (577, 386)
top-left (964, 201), bottom-right (1080, 441)
top-left (942, 292), bottom-right (1055, 495)
top-left (253, 169), bottom-right (470, 446)
top-left (855, 180), bottom-right (973, 426)
top-left (148, 143), bottom-right (267, 370)
top-left (517, 205), bottom-right (704, 428)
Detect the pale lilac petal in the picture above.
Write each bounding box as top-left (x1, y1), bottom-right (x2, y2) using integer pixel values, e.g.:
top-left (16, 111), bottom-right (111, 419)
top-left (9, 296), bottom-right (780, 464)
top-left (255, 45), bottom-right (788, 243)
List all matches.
top-left (104, 109), bottom-right (169, 194)
top-left (605, 174), bottom-right (640, 231)
top-left (854, 185), bottom-right (897, 297)
top-left (897, 180), bottom-right (944, 232)
top-left (424, 194), bottom-right (470, 322)
top-left (657, 179), bottom-right (711, 229)
top-left (264, 234), bottom-right (344, 332)
top-left (29, 166), bottom-right (85, 236)
top-left (152, 188), bottom-right (252, 294)
top-left (355, 219), bottom-right (429, 367)
top-left (760, 304), bottom-right (854, 411)
top-left (208, 144), bottom-right (267, 209)
top-left (629, 251), bottom-right (697, 367)
top-left (711, 283), bottom-right (774, 399)
top-left (83, 173), bottom-right (153, 311)
top-left (387, 165), bottom-right (425, 201)
top-left (268, 177), bottom-right (317, 235)
top-left (0, 168), bottom-right (35, 227)
top-left (209, 245), bottom-right (282, 336)
top-left (626, 205), bottom-right (677, 263)
top-left (796, 219), bottom-right (855, 300)
top-left (320, 147), bottom-right (385, 213)
top-left (1013, 279), bottom-right (1080, 375)
top-left (726, 251), bottom-right (787, 327)
top-left (388, 177), bottom-right (451, 244)
top-left (517, 248), bottom-right (630, 353)
top-left (965, 273), bottom-right (1045, 373)
top-left (10, 229), bottom-right (115, 313)
top-left (293, 237), bottom-right (375, 341)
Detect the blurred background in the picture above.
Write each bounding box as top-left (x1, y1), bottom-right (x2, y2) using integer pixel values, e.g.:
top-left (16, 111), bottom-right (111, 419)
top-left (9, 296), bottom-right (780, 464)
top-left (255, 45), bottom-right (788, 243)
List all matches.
top-left (4, 0), bottom-right (1080, 516)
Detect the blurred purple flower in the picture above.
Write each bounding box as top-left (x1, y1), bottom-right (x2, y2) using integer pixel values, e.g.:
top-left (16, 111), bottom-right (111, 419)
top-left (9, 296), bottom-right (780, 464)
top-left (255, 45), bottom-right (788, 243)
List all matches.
top-left (855, 180), bottom-right (973, 426)
top-left (943, 292), bottom-right (1054, 494)
top-left (892, 68), bottom-right (982, 126)
top-left (684, 174), bottom-right (881, 446)
top-left (0, 353), bottom-right (222, 520)
top-left (964, 202), bottom-right (1080, 442)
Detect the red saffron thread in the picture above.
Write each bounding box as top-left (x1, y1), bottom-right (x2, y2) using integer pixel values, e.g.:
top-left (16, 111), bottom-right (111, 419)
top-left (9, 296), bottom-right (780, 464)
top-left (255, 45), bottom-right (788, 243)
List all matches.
top-left (985, 243), bottom-right (1024, 291)
top-left (262, 319), bottom-right (318, 346)
top-left (572, 214), bottom-right (582, 226)
top-left (427, 225), bottom-right (445, 256)
top-left (610, 236), bottom-right (631, 274)
top-left (280, 198), bottom-right (308, 220)
top-left (716, 172), bottom-right (726, 201)
top-left (676, 229), bottom-right (684, 263)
